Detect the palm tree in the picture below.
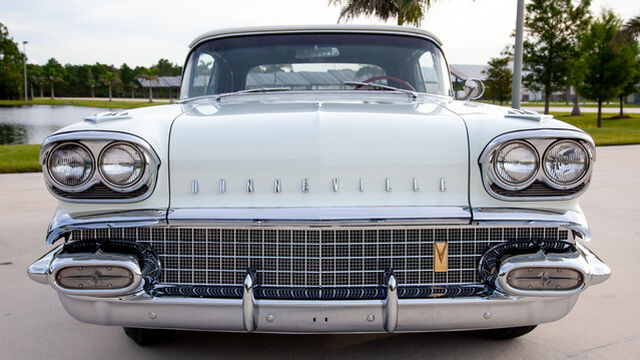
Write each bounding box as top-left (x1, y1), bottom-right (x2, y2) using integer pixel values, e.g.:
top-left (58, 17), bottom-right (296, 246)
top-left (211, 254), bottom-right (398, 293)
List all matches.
top-left (30, 75), bottom-right (45, 98)
top-left (614, 15), bottom-right (640, 45)
top-left (137, 68), bottom-right (159, 102)
top-left (100, 71), bottom-right (119, 102)
top-left (47, 75), bottom-right (64, 100)
top-left (329, 0), bottom-right (434, 26)
top-left (128, 82), bottom-right (138, 98)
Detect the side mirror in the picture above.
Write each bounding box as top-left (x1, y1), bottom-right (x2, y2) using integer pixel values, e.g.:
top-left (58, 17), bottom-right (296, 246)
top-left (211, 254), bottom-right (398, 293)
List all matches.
top-left (463, 78), bottom-right (485, 101)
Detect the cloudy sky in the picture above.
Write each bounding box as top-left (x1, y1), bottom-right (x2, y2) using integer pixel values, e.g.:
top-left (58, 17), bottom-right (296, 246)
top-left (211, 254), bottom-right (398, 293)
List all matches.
top-left (2, 0), bottom-right (637, 67)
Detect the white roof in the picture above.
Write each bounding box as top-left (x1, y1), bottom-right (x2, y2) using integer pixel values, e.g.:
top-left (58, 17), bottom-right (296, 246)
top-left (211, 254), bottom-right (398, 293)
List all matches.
top-left (189, 25), bottom-right (443, 48)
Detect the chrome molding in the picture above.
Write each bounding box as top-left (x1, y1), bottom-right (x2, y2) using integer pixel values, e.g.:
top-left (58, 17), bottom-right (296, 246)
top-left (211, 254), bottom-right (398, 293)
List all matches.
top-left (40, 131), bottom-right (161, 203)
top-left (384, 273), bottom-right (398, 333)
top-left (167, 206), bottom-right (471, 225)
top-left (27, 244), bottom-right (64, 284)
top-left (479, 129), bottom-right (596, 201)
top-left (46, 209), bottom-right (167, 244)
top-left (243, 271), bottom-right (256, 332)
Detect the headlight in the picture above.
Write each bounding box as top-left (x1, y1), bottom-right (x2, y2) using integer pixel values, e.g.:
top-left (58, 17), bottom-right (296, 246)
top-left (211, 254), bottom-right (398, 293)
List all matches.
top-left (47, 143), bottom-right (94, 188)
top-left (493, 141), bottom-right (539, 187)
top-left (543, 140), bottom-right (589, 185)
top-left (99, 143), bottom-right (145, 187)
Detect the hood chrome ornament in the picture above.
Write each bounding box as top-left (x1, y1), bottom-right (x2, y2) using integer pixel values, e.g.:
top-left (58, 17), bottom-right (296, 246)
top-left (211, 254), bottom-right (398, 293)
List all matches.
top-left (274, 179), bottom-right (281, 193)
top-left (219, 179), bottom-right (226, 193)
top-left (332, 178), bottom-right (340, 192)
top-left (301, 178), bottom-right (310, 193)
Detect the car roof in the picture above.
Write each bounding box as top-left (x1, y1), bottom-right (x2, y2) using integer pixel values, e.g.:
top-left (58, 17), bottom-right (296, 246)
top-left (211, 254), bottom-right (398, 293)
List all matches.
top-left (189, 25), bottom-right (443, 48)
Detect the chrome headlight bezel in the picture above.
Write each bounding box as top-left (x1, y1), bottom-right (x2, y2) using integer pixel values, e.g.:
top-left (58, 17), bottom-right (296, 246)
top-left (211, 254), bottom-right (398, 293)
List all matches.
top-left (98, 142), bottom-right (147, 190)
top-left (40, 131), bottom-right (160, 203)
top-left (542, 140), bottom-right (590, 188)
top-left (45, 141), bottom-right (95, 191)
top-left (492, 140), bottom-right (540, 191)
top-left (479, 129), bottom-right (595, 201)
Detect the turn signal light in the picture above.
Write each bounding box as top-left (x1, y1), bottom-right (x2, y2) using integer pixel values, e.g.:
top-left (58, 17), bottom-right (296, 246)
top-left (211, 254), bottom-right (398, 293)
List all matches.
top-left (506, 267), bottom-right (583, 291)
top-left (56, 265), bottom-right (134, 290)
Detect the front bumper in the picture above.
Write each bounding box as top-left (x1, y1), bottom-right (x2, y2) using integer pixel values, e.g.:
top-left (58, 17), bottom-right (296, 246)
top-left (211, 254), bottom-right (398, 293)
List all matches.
top-left (29, 207), bottom-right (610, 333)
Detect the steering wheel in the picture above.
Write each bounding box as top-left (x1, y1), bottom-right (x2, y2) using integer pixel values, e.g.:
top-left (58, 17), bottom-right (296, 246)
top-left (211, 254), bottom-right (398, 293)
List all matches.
top-left (355, 75), bottom-right (416, 91)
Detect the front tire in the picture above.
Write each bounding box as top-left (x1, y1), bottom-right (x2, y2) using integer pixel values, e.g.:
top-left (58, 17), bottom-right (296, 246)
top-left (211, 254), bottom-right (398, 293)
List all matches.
top-left (123, 327), bottom-right (167, 346)
top-left (476, 325), bottom-right (537, 339)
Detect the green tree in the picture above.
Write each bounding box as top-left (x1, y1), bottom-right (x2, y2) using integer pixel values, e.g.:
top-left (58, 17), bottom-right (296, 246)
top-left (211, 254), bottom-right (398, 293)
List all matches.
top-left (153, 58), bottom-right (181, 76)
top-left (482, 47), bottom-right (513, 106)
top-left (617, 59), bottom-right (640, 117)
top-left (523, 0), bottom-right (591, 114)
top-left (576, 10), bottom-right (638, 127)
top-left (0, 23), bottom-right (24, 100)
top-left (614, 15), bottom-right (640, 45)
top-left (99, 71), bottom-right (120, 101)
top-left (329, 0), bottom-right (434, 26)
top-left (137, 68), bottom-right (159, 102)
top-left (26, 64), bottom-right (43, 99)
top-left (43, 58), bottom-right (65, 100)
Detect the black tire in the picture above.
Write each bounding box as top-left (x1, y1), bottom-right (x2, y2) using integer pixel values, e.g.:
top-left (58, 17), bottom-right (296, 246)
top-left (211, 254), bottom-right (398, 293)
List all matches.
top-left (123, 327), bottom-right (167, 346)
top-left (476, 325), bottom-right (538, 340)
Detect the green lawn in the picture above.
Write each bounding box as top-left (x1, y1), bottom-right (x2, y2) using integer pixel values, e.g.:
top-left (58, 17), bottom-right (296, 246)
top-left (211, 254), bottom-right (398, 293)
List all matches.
top-left (0, 144), bottom-right (41, 173)
top-left (0, 98), bottom-right (165, 109)
top-left (552, 112), bottom-right (640, 146)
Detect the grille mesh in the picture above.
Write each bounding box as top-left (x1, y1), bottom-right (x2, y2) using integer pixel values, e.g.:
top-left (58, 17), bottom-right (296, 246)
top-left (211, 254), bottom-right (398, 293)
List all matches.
top-left (71, 226), bottom-right (569, 287)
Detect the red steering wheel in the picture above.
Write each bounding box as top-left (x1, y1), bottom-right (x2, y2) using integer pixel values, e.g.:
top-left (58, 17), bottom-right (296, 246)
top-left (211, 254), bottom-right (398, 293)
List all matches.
top-left (355, 75), bottom-right (416, 91)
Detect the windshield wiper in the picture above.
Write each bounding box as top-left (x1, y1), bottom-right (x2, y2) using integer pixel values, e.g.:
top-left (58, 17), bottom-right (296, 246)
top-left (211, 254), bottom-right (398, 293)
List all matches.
top-left (215, 87), bottom-right (291, 101)
top-left (343, 81), bottom-right (417, 100)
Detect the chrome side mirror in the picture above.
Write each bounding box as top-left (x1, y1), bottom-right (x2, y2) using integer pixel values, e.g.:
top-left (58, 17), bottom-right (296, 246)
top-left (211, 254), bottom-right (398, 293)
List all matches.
top-left (463, 78), bottom-right (485, 101)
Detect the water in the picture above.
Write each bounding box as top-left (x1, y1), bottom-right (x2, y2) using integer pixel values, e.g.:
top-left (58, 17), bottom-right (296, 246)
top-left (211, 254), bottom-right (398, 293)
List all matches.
top-left (0, 105), bottom-right (124, 145)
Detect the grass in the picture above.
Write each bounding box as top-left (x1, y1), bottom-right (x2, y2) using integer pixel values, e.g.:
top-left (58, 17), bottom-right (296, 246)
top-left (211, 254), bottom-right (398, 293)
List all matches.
top-left (0, 98), bottom-right (165, 109)
top-left (552, 112), bottom-right (640, 146)
top-left (0, 112), bottom-right (638, 174)
top-left (0, 144), bottom-right (41, 173)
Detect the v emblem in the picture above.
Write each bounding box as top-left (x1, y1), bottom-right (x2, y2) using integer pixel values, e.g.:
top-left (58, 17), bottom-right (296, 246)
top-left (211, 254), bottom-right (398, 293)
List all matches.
top-left (434, 241), bottom-right (448, 273)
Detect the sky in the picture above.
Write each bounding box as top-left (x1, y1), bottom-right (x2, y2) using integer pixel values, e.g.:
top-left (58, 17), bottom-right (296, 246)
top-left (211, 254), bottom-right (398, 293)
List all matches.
top-left (2, 0), bottom-right (637, 68)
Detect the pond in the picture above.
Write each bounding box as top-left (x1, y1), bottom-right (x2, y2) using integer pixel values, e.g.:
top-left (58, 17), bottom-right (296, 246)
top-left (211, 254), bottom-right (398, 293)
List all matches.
top-left (0, 105), bottom-right (124, 145)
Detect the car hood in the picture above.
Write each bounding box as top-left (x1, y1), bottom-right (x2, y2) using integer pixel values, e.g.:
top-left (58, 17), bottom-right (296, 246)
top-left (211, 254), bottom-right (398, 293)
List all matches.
top-left (169, 92), bottom-right (469, 209)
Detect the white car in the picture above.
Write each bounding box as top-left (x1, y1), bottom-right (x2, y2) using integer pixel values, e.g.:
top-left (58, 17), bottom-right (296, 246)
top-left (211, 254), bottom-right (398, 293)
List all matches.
top-left (28, 25), bottom-right (610, 345)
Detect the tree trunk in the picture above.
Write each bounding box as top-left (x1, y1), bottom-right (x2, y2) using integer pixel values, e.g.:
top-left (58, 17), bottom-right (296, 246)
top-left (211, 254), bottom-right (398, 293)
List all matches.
top-left (544, 92), bottom-right (550, 114)
top-left (131, 89), bottom-right (135, 99)
top-left (149, 86), bottom-right (153, 103)
top-left (597, 100), bottom-right (602, 128)
top-left (30, 84), bottom-right (33, 100)
top-left (39, 85), bottom-right (43, 98)
top-left (108, 84), bottom-right (112, 102)
top-left (50, 82), bottom-right (55, 100)
top-left (619, 95), bottom-right (624, 117)
top-left (571, 95), bottom-right (582, 116)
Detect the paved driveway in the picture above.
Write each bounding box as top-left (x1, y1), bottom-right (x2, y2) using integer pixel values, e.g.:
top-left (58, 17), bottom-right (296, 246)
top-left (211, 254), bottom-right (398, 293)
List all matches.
top-left (1, 146), bottom-right (638, 359)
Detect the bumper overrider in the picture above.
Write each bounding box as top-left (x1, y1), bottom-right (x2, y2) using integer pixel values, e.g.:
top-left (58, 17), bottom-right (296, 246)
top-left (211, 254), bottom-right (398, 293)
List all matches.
top-left (27, 207), bottom-right (610, 333)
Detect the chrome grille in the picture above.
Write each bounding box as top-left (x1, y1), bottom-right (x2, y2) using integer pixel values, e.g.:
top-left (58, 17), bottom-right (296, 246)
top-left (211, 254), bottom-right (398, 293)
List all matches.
top-left (71, 226), bottom-right (569, 287)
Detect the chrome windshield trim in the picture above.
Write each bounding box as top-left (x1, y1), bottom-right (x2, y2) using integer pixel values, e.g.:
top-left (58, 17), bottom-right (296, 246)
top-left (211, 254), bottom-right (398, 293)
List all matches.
top-left (167, 206), bottom-right (472, 226)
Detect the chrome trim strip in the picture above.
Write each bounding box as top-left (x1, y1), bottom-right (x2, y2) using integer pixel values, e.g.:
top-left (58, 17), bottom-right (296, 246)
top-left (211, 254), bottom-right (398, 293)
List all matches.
top-left (167, 207), bottom-right (471, 225)
top-left (478, 129), bottom-right (596, 201)
top-left (576, 242), bottom-right (611, 286)
top-left (40, 131), bottom-right (161, 203)
top-left (46, 210), bottom-right (167, 244)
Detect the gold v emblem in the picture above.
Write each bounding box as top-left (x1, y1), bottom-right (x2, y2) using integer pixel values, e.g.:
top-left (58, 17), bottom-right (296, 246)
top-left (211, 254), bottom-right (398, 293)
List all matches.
top-left (434, 241), bottom-right (448, 273)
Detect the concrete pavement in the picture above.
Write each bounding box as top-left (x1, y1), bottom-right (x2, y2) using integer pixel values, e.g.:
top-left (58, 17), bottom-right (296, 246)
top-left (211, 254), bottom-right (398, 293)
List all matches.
top-left (1, 146), bottom-right (639, 359)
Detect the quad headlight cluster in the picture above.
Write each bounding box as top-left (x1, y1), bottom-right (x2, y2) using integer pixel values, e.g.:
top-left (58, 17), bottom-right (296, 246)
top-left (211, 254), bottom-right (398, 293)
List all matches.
top-left (480, 130), bottom-right (595, 200)
top-left (41, 132), bottom-right (160, 202)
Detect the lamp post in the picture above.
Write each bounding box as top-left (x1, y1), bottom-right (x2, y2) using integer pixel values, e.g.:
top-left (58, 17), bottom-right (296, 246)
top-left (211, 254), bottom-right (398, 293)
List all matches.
top-left (23, 41), bottom-right (28, 103)
top-left (511, 0), bottom-right (524, 109)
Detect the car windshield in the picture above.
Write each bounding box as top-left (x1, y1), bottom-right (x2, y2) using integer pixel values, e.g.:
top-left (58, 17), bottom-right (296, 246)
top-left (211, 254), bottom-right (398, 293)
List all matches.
top-left (180, 33), bottom-right (452, 99)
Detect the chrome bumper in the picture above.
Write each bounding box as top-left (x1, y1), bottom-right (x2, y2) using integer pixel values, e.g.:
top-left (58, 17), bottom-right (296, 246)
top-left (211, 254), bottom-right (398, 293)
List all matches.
top-left (57, 292), bottom-right (580, 333)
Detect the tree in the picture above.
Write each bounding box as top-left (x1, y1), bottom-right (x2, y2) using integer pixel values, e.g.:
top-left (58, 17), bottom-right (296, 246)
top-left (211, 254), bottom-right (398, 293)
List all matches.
top-left (137, 68), bottom-right (159, 102)
top-left (575, 10), bottom-right (638, 127)
top-left (523, 0), bottom-right (591, 114)
top-left (0, 23), bottom-right (24, 100)
top-left (99, 71), bottom-right (120, 101)
top-left (86, 69), bottom-right (98, 98)
top-left (329, 0), bottom-right (434, 26)
top-left (482, 47), bottom-right (513, 106)
top-left (127, 81), bottom-right (138, 98)
top-left (614, 15), bottom-right (640, 45)
top-left (43, 58), bottom-right (65, 100)
top-left (153, 58), bottom-right (182, 76)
